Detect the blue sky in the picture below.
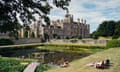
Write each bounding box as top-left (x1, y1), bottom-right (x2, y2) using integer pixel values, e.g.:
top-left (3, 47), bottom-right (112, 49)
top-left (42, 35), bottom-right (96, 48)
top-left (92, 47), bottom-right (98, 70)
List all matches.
top-left (49, 0), bottom-right (120, 33)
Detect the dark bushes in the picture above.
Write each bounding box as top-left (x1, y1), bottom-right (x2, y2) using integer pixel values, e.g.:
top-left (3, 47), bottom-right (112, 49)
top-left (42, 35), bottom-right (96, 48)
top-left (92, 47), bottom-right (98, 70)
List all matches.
top-left (0, 38), bottom-right (14, 45)
top-left (35, 64), bottom-right (51, 72)
top-left (106, 39), bottom-right (120, 48)
top-left (70, 39), bottom-right (78, 43)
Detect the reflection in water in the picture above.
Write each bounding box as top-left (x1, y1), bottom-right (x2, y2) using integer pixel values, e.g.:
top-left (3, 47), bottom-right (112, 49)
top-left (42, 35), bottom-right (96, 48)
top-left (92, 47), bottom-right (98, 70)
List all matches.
top-left (26, 51), bottom-right (90, 64)
top-left (0, 47), bottom-right (90, 65)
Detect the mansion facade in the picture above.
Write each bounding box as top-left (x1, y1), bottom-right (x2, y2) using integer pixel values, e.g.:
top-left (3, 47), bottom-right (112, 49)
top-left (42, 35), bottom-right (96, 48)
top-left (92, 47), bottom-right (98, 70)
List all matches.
top-left (18, 13), bottom-right (90, 39)
top-left (18, 20), bottom-right (43, 38)
top-left (44, 13), bottom-right (90, 39)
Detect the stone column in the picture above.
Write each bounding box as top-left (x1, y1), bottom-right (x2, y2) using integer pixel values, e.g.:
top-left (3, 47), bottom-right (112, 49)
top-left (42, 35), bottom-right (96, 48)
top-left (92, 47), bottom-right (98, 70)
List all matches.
top-left (20, 28), bottom-right (24, 38)
top-left (27, 31), bottom-right (30, 38)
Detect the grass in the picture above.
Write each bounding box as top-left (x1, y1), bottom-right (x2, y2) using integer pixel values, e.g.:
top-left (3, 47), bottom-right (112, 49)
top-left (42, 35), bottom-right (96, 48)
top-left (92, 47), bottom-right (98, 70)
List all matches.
top-left (0, 42), bottom-right (105, 48)
top-left (37, 44), bottom-right (104, 53)
top-left (0, 43), bottom-right (44, 48)
top-left (35, 64), bottom-right (52, 72)
top-left (0, 57), bottom-right (30, 72)
top-left (0, 43), bottom-right (105, 55)
top-left (46, 47), bottom-right (120, 72)
top-left (0, 57), bottom-right (50, 72)
top-left (44, 43), bottom-right (105, 48)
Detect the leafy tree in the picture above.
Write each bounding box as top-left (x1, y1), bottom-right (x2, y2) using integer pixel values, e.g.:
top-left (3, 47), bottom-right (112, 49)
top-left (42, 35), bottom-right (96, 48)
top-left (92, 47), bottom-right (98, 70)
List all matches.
top-left (91, 31), bottom-right (99, 39)
top-left (113, 21), bottom-right (120, 39)
top-left (8, 23), bottom-right (21, 39)
top-left (97, 21), bottom-right (115, 36)
top-left (0, 38), bottom-right (14, 45)
top-left (92, 21), bottom-right (115, 38)
top-left (0, 0), bottom-right (71, 32)
top-left (92, 20), bottom-right (120, 39)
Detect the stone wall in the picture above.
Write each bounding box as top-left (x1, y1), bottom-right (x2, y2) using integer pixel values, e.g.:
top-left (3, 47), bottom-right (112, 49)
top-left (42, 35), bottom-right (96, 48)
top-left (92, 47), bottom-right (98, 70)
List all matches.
top-left (49, 39), bottom-right (109, 45)
top-left (13, 38), bottom-right (41, 44)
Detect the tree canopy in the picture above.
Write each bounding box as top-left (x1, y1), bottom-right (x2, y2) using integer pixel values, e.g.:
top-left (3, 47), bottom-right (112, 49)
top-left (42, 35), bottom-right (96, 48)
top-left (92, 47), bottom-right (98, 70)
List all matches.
top-left (0, 0), bottom-right (71, 32)
top-left (92, 20), bottom-right (120, 39)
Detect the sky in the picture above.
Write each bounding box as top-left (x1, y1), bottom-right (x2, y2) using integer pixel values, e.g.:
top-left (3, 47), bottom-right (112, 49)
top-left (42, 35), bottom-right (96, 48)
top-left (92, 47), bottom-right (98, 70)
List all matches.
top-left (49, 0), bottom-right (120, 33)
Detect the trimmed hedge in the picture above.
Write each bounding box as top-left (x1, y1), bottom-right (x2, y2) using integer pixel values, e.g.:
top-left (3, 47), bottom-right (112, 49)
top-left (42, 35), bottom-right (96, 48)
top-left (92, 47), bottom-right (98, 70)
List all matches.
top-left (43, 44), bottom-right (105, 49)
top-left (0, 38), bottom-right (14, 45)
top-left (106, 39), bottom-right (120, 48)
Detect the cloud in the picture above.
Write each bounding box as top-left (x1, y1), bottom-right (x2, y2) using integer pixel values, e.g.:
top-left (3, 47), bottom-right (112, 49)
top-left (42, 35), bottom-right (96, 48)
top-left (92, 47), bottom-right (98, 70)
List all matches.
top-left (49, 0), bottom-right (120, 33)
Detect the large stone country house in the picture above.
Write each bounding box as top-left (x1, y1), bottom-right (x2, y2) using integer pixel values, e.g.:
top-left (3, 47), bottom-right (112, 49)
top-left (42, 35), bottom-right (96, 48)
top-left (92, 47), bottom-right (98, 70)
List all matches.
top-left (15, 12), bottom-right (90, 39)
top-left (44, 12), bottom-right (90, 39)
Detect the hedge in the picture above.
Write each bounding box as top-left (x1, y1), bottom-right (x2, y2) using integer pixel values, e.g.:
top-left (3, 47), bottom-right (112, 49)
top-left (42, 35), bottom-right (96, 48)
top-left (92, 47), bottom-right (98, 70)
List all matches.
top-left (106, 39), bottom-right (120, 48)
top-left (0, 38), bottom-right (14, 45)
top-left (41, 44), bottom-right (105, 49)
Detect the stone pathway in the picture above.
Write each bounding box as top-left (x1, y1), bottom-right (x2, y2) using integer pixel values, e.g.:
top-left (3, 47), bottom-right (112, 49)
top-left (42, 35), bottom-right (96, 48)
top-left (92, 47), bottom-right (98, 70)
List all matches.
top-left (23, 62), bottom-right (40, 72)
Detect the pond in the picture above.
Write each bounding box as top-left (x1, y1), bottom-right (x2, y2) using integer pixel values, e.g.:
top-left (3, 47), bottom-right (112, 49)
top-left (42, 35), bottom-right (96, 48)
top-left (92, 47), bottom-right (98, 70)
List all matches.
top-left (0, 47), bottom-right (91, 65)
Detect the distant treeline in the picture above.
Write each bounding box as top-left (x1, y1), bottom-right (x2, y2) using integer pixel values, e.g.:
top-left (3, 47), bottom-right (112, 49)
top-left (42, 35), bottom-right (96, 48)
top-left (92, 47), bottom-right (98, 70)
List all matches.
top-left (92, 20), bottom-right (120, 39)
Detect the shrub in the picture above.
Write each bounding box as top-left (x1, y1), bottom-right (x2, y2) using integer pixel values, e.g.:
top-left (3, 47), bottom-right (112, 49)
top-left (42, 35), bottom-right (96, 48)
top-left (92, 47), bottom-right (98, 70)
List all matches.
top-left (112, 35), bottom-right (119, 39)
top-left (35, 64), bottom-right (51, 72)
top-left (0, 58), bottom-right (27, 72)
top-left (78, 36), bottom-right (82, 39)
top-left (0, 38), bottom-right (14, 45)
top-left (70, 39), bottom-right (78, 43)
top-left (106, 39), bottom-right (120, 48)
top-left (66, 36), bottom-right (69, 39)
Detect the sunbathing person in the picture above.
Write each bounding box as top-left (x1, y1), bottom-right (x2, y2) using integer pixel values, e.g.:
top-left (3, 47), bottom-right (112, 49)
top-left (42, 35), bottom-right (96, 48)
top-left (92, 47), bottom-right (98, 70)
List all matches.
top-left (95, 60), bottom-right (105, 69)
top-left (86, 62), bottom-right (97, 67)
top-left (86, 59), bottom-right (110, 69)
top-left (60, 61), bottom-right (69, 68)
top-left (104, 59), bottom-right (110, 66)
top-left (86, 60), bottom-right (104, 67)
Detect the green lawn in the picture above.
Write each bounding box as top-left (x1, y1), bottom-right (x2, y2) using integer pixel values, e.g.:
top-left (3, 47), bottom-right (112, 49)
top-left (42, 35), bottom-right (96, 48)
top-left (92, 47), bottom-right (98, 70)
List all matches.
top-left (0, 57), bottom-right (30, 72)
top-left (46, 48), bottom-right (120, 72)
top-left (0, 57), bottom-right (50, 72)
top-left (37, 44), bottom-right (105, 53)
top-left (0, 43), bottom-right (44, 48)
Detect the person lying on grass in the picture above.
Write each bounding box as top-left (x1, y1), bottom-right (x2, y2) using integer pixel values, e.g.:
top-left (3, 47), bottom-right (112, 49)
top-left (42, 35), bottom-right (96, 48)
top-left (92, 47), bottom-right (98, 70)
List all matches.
top-left (86, 59), bottom-right (110, 69)
top-left (60, 61), bottom-right (69, 68)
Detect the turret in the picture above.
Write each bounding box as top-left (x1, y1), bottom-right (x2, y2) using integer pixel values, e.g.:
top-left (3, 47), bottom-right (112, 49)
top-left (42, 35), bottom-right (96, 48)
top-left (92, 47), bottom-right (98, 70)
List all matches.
top-left (77, 18), bottom-right (80, 23)
top-left (84, 19), bottom-right (86, 24)
top-left (64, 10), bottom-right (73, 23)
top-left (81, 19), bottom-right (83, 24)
